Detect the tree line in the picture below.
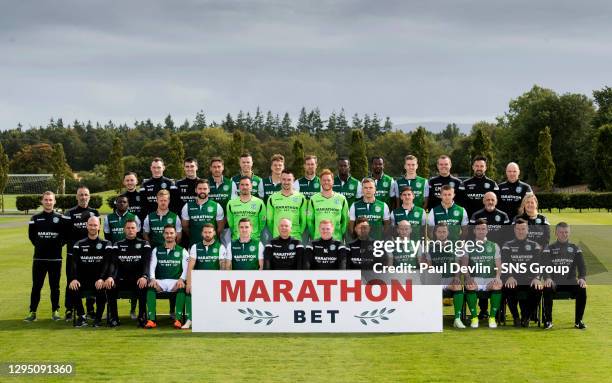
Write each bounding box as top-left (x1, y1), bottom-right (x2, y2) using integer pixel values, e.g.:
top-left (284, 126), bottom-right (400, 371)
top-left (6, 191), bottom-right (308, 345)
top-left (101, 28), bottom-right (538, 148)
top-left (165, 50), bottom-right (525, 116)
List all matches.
top-left (1, 85), bottom-right (611, 196)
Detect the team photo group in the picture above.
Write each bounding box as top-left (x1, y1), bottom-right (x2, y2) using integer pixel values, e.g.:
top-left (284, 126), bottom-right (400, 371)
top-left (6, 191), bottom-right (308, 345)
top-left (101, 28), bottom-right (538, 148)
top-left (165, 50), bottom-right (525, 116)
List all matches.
top-left (26, 152), bottom-right (588, 331)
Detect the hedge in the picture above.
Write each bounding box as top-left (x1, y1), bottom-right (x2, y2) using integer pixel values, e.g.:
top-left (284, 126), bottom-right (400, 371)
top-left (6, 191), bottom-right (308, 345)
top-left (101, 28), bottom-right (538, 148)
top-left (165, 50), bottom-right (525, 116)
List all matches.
top-left (15, 194), bottom-right (103, 214)
top-left (536, 192), bottom-right (612, 212)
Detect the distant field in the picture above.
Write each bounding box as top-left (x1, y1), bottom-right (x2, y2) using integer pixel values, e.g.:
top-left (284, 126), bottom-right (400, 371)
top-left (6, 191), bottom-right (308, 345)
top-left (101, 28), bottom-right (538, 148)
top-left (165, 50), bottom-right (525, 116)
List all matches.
top-left (0, 212), bottom-right (610, 382)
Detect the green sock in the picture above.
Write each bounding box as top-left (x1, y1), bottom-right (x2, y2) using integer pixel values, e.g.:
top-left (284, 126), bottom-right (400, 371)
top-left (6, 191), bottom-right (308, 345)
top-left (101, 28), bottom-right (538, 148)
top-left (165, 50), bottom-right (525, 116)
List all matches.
top-left (146, 288), bottom-right (157, 321)
top-left (466, 291), bottom-right (478, 317)
top-left (175, 289), bottom-right (186, 321)
top-left (490, 291), bottom-right (502, 317)
top-left (185, 294), bottom-right (192, 321)
top-left (453, 291), bottom-right (464, 319)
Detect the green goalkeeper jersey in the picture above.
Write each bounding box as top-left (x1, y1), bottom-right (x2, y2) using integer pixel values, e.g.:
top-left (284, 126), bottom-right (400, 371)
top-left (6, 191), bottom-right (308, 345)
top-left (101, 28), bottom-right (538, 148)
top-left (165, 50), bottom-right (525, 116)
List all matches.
top-left (307, 192), bottom-right (348, 241)
top-left (266, 191), bottom-right (307, 238)
top-left (226, 196), bottom-right (266, 240)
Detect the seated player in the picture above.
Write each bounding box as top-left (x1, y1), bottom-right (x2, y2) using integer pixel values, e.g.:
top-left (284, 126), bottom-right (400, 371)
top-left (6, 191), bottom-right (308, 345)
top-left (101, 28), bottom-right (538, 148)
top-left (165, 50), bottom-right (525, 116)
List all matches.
top-left (264, 218), bottom-right (304, 270)
top-left (391, 220), bottom-right (423, 283)
top-left (542, 222), bottom-right (587, 330)
top-left (145, 225), bottom-right (189, 329)
top-left (104, 219), bottom-right (151, 327)
top-left (347, 218), bottom-right (387, 270)
top-left (183, 224), bottom-right (230, 329)
top-left (227, 218), bottom-right (264, 270)
top-left (304, 220), bottom-right (347, 270)
top-left (501, 219), bottom-right (543, 327)
top-left (424, 223), bottom-right (465, 329)
top-left (69, 216), bottom-right (113, 327)
top-left (464, 219), bottom-right (503, 328)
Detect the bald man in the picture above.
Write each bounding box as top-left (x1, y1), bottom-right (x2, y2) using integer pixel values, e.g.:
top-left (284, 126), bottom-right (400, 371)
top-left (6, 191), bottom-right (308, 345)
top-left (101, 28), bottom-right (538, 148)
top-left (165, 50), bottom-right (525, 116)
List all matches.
top-left (264, 218), bottom-right (303, 270)
top-left (469, 192), bottom-right (511, 244)
top-left (497, 162), bottom-right (532, 218)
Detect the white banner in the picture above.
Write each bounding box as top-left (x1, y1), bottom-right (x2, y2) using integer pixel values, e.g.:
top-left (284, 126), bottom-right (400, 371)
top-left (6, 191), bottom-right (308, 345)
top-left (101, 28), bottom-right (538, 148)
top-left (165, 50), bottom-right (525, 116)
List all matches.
top-left (192, 270), bottom-right (442, 333)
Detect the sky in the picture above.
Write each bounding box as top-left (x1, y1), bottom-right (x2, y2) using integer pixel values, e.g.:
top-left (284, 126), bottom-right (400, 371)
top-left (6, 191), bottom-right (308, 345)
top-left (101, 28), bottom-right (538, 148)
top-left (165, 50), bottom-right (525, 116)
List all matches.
top-left (1, 0), bottom-right (610, 130)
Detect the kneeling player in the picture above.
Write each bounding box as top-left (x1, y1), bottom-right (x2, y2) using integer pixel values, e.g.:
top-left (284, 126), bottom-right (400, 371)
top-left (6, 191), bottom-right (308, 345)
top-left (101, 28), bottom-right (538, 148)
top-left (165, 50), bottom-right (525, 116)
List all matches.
top-left (542, 222), bottom-right (587, 329)
top-left (69, 216), bottom-right (113, 327)
top-left (105, 219), bottom-right (151, 327)
top-left (425, 223), bottom-right (466, 329)
top-left (264, 218), bottom-right (303, 270)
top-left (183, 224), bottom-right (230, 329)
top-left (145, 225), bottom-right (189, 329)
top-left (304, 220), bottom-right (347, 269)
top-left (464, 219), bottom-right (502, 328)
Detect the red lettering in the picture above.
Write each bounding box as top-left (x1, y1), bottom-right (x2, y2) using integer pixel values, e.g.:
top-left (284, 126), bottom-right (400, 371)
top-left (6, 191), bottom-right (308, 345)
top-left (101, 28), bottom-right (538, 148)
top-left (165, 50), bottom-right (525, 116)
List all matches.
top-left (296, 280), bottom-right (319, 301)
top-left (364, 279), bottom-right (387, 302)
top-left (340, 279), bottom-right (362, 302)
top-left (221, 280), bottom-right (245, 302)
top-left (316, 279), bottom-right (338, 301)
top-left (273, 280), bottom-right (294, 302)
top-left (391, 279), bottom-right (412, 301)
top-left (248, 280), bottom-right (271, 302)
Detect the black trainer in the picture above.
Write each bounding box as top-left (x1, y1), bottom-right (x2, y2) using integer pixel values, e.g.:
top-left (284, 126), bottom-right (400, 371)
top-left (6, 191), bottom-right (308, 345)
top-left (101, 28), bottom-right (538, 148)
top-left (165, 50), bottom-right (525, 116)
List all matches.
top-left (513, 316), bottom-right (521, 327)
top-left (544, 322), bottom-right (553, 330)
top-left (575, 321), bottom-right (587, 330)
top-left (74, 316), bottom-right (87, 327)
top-left (109, 319), bottom-right (120, 328)
top-left (521, 317), bottom-right (530, 328)
top-left (65, 310), bottom-right (73, 322)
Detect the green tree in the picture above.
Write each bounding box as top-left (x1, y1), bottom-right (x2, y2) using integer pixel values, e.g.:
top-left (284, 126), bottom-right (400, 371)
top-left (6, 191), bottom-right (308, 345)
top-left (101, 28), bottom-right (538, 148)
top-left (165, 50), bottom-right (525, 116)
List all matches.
top-left (291, 139), bottom-right (305, 178)
top-left (535, 127), bottom-right (555, 191)
top-left (164, 114), bottom-right (176, 131)
top-left (0, 142), bottom-right (9, 212)
top-left (105, 137), bottom-right (125, 193)
top-left (349, 129), bottom-right (368, 180)
top-left (470, 125), bottom-right (497, 180)
top-left (280, 113), bottom-right (293, 137)
top-left (409, 127), bottom-right (430, 178)
top-left (226, 130), bottom-right (245, 176)
top-left (382, 117), bottom-right (393, 133)
top-left (593, 86), bottom-right (612, 129)
top-left (51, 143), bottom-right (69, 194)
top-left (165, 134), bottom-right (185, 180)
top-left (192, 110), bottom-right (207, 130)
top-left (594, 124), bottom-right (612, 190)
top-left (297, 107), bottom-right (309, 134)
top-left (367, 131), bottom-right (411, 176)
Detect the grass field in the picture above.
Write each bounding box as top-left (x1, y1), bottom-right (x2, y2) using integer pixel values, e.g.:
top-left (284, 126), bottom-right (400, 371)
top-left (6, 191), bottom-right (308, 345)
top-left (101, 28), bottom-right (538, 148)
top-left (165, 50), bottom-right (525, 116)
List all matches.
top-left (1, 212), bottom-right (611, 382)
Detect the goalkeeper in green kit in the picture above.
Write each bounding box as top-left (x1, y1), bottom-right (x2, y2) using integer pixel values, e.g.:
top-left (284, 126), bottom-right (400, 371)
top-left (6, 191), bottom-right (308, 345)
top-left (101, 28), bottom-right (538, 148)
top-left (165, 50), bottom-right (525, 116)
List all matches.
top-left (144, 225), bottom-right (189, 329)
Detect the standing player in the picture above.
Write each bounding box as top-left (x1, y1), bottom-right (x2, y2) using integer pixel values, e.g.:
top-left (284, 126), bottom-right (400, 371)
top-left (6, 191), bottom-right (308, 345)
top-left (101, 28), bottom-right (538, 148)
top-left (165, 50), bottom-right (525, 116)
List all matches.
top-left (208, 157), bottom-right (233, 245)
top-left (349, 178), bottom-right (391, 241)
top-left (304, 220), bottom-right (348, 269)
top-left (121, 172), bottom-right (144, 220)
top-left (391, 186), bottom-right (426, 242)
top-left (393, 155), bottom-right (429, 209)
top-left (259, 154), bottom-right (284, 204)
top-left (227, 219), bottom-right (264, 270)
top-left (69, 216), bottom-right (113, 327)
top-left (145, 225), bottom-right (189, 329)
top-left (266, 169), bottom-right (307, 240)
top-left (513, 193), bottom-right (550, 249)
top-left (231, 153), bottom-right (262, 198)
top-left (427, 155), bottom-right (463, 209)
top-left (542, 222), bottom-right (587, 329)
top-left (226, 177), bottom-right (266, 241)
top-left (424, 223), bottom-right (466, 328)
top-left (171, 158), bottom-right (200, 214)
top-left (25, 191), bottom-right (69, 322)
top-left (139, 157), bottom-right (177, 216)
top-left (459, 156), bottom-right (499, 218)
top-left (64, 186), bottom-right (100, 321)
top-left (264, 218), bottom-right (304, 270)
top-left (333, 157), bottom-right (362, 208)
top-left (501, 219), bottom-right (543, 327)
top-left (464, 219), bottom-right (503, 328)
top-left (184, 224), bottom-right (230, 329)
top-left (104, 219), bottom-right (151, 327)
top-left (308, 169), bottom-right (349, 242)
top-left (427, 185), bottom-right (468, 241)
top-left (180, 179), bottom-right (224, 246)
top-left (103, 195), bottom-right (141, 243)
top-left (368, 157), bottom-right (396, 209)
top-left (497, 162), bottom-right (533, 219)
top-left (294, 155), bottom-right (321, 200)
top-left (143, 189), bottom-right (182, 248)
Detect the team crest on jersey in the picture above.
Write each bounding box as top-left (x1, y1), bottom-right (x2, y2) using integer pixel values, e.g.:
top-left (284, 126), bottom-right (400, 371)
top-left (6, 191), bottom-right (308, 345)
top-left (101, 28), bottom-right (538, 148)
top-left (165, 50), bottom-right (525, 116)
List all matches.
top-left (349, 184), bottom-right (355, 190)
top-left (135, 243), bottom-right (142, 249)
top-left (223, 185), bottom-right (229, 191)
top-left (375, 206), bottom-right (382, 213)
top-left (174, 251), bottom-right (181, 257)
top-left (414, 211), bottom-right (420, 218)
top-left (249, 245), bottom-right (256, 252)
top-left (207, 206), bottom-right (213, 212)
top-left (89, 212), bottom-right (95, 217)
top-left (484, 182), bottom-right (490, 189)
top-left (495, 215), bottom-right (501, 222)
top-left (289, 244), bottom-right (295, 250)
top-left (212, 248), bottom-right (218, 253)
top-left (535, 218), bottom-right (541, 224)
top-left (330, 244), bottom-right (336, 251)
top-left (453, 210), bottom-right (459, 217)
top-left (53, 217), bottom-right (59, 223)
top-left (449, 181), bottom-right (455, 187)
top-left (251, 203), bottom-right (257, 209)
top-left (486, 245), bottom-right (493, 252)
top-left (136, 196), bottom-right (140, 201)
top-left (334, 199), bottom-right (340, 205)
top-left (525, 244), bottom-right (532, 251)
top-left (292, 196), bottom-right (299, 203)
top-left (161, 182), bottom-right (167, 188)
top-left (167, 218), bottom-right (174, 224)
top-left (516, 186), bottom-right (522, 193)
top-left (568, 247), bottom-right (574, 253)
top-left (253, 181), bottom-right (258, 186)
top-left (382, 181), bottom-right (388, 188)
top-left (96, 243), bottom-right (103, 249)
top-left (416, 182), bottom-right (421, 188)
top-left (314, 182), bottom-right (320, 188)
